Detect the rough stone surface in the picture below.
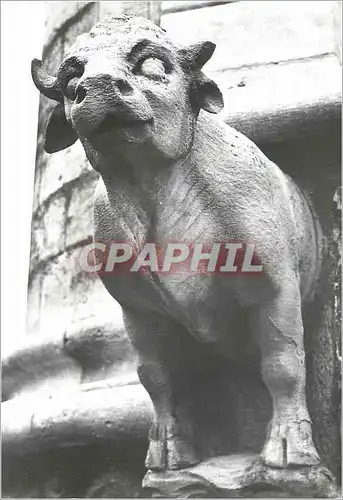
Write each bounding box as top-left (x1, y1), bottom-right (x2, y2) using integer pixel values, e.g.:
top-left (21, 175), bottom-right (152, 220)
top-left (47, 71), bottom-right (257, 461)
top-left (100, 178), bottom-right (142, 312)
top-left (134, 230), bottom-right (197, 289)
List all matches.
top-left (62, 2), bottom-right (99, 49)
top-left (65, 172), bottom-right (98, 248)
top-left (27, 247), bottom-right (124, 339)
top-left (162, 1), bottom-right (337, 73)
top-left (2, 383), bottom-right (152, 456)
top-left (25, 273), bottom-right (42, 344)
top-left (44, 2), bottom-right (95, 48)
top-left (3, 444), bottom-right (146, 498)
top-left (38, 138), bottom-right (93, 205)
top-left (2, 384), bottom-right (151, 498)
top-left (144, 455), bottom-right (340, 498)
top-left (2, 313), bottom-right (137, 401)
top-left (30, 170), bottom-right (98, 273)
top-left (2, 345), bottom-right (82, 402)
top-left (162, 0), bottom-right (234, 14)
top-left (98, 1), bottom-right (161, 24)
top-left (220, 55), bottom-right (341, 144)
top-left (30, 192), bottom-right (67, 268)
top-left (333, 1), bottom-right (342, 64)
top-left (41, 33), bottom-right (64, 76)
top-left (218, 55), bottom-right (341, 117)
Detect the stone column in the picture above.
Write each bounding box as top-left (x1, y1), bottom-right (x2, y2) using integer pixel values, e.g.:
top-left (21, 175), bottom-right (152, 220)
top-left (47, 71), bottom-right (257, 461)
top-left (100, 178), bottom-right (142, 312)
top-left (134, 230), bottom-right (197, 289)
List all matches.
top-left (24, 1), bottom-right (161, 395)
top-left (3, 3), bottom-right (160, 497)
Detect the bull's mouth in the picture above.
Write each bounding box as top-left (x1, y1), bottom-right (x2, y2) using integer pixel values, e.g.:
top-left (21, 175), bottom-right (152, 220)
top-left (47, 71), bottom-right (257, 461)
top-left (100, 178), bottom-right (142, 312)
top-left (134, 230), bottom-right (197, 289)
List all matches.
top-left (92, 113), bottom-right (154, 137)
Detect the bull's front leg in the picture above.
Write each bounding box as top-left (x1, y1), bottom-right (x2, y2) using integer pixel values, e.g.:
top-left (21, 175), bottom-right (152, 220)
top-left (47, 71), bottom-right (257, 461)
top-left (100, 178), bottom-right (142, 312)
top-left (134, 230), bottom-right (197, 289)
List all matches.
top-left (252, 275), bottom-right (320, 468)
top-left (123, 309), bottom-right (199, 471)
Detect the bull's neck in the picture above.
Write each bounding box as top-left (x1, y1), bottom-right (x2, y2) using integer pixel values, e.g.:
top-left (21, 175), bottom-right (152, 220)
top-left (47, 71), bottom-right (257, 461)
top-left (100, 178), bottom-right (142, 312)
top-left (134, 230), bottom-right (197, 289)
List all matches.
top-left (101, 147), bottom-right (194, 216)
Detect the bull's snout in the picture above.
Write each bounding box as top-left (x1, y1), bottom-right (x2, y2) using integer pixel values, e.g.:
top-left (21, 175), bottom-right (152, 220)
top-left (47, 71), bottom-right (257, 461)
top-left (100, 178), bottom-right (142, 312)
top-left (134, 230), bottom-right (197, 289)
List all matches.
top-left (70, 72), bottom-right (152, 137)
top-left (75, 73), bottom-right (134, 104)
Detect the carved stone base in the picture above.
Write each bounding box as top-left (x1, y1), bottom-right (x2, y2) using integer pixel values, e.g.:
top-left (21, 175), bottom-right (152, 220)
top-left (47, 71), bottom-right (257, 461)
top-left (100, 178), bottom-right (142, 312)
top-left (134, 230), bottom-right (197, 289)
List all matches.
top-left (142, 454), bottom-right (340, 498)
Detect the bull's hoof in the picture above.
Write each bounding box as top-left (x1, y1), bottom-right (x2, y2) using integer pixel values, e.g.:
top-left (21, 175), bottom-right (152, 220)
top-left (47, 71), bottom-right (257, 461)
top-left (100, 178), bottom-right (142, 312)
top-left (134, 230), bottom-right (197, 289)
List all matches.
top-left (145, 422), bottom-right (199, 471)
top-left (261, 419), bottom-right (320, 468)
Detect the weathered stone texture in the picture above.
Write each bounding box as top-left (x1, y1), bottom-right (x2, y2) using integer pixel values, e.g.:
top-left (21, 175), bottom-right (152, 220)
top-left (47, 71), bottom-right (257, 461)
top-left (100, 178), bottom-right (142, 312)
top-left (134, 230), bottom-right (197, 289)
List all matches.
top-left (98, 1), bottom-right (161, 24)
top-left (162, 1), bottom-right (337, 73)
top-left (29, 170), bottom-right (98, 271)
top-left (45, 2), bottom-right (94, 46)
top-left (30, 192), bottom-right (67, 269)
top-left (144, 455), bottom-right (339, 498)
top-left (38, 141), bottom-right (92, 205)
top-left (65, 172), bottom-right (98, 248)
top-left (63, 2), bottom-right (98, 49)
top-left (28, 247), bottom-right (123, 334)
top-left (220, 55), bottom-right (341, 144)
top-left (3, 384), bottom-right (151, 497)
top-left (333, 1), bottom-right (342, 64)
top-left (25, 274), bottom-right (42, 342)
top-left (3, 344), bottom-right (82, 402)
top-left (41, 33), bottom-right (64, 76)
top-left (217, 55), bottom-right (341, 112)
top-left (162, 0), bottom-right (235, 13)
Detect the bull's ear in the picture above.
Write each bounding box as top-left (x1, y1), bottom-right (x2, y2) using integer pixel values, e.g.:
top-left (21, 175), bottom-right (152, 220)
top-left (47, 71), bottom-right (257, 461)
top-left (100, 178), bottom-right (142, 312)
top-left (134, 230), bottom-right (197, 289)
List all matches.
top-left (44, 103), bottom-right (78, 153)
top-left (198, 76), bottom-right (224, 114)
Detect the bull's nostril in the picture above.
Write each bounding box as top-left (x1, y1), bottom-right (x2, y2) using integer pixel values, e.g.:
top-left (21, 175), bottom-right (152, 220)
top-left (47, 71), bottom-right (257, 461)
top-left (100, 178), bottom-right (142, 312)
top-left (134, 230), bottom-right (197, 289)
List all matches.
top-left (76, 85), bottom-right (87, 104)
top-left (116, 79), bottom-right (133, 96)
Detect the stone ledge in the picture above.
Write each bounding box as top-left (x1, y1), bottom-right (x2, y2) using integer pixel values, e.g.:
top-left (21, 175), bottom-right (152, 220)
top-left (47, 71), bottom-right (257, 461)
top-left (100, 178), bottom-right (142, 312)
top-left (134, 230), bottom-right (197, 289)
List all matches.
top-left (2, 382), bottom-right (152, 457)
top-left (225, 93), bottom-right (341, 147)
top-left (2, 382), bottom-right (151, 497)
top-left (144, 454), bottom-right (340, 498)
top-left (3, 385), bottom-right (340, 497)
top-left (220, 55), bottom-right (341, 145)
top-left (162, 0), bottom-right (237, 15)
top-left (2, 319), bottom-right (136, 402)
top-left (162, 1), bottom-right (337, 73)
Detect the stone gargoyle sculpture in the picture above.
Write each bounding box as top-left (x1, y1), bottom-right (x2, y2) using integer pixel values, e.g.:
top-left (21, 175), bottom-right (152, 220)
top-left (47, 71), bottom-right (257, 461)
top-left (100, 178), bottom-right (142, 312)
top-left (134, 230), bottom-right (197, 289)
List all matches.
top-left (32, 14), bottom-right (338, 498)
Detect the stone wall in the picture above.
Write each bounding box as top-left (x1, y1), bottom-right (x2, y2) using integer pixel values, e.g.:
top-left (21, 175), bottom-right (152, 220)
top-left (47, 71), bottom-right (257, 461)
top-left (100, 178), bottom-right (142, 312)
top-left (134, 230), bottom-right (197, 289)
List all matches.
top-left (22, 1), bottom-right (162, 397)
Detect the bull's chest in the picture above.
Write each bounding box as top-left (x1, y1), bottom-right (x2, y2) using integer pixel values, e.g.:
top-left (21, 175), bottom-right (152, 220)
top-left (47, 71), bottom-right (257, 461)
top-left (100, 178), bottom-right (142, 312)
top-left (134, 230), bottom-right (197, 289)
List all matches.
top-left (101, 261), bottom-right (239, 344)
top-left (98, 189), bottom-right (241, 339)
top-left (96, 170), bottom-right (269, 345)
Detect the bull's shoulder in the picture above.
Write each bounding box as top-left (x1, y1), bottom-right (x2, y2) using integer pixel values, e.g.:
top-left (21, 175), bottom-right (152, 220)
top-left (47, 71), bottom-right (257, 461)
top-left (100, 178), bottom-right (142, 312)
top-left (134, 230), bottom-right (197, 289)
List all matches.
top-left (192, 114), bottom-right (303, 250)
top-left (193, 113), bottom-right (287, 198)
top-left (194, 113), bottom-right (276, 177)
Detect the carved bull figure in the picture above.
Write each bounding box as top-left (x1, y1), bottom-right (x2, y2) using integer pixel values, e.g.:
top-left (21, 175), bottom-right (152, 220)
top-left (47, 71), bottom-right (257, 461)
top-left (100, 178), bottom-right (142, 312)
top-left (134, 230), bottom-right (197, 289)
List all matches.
top-left (32, 15), bottom-right (323, 472)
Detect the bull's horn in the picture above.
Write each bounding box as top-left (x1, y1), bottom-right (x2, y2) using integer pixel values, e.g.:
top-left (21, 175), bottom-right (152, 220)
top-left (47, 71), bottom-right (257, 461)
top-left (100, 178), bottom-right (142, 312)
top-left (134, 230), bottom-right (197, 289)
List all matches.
top-left (31, 59), bottom-right (63, 103)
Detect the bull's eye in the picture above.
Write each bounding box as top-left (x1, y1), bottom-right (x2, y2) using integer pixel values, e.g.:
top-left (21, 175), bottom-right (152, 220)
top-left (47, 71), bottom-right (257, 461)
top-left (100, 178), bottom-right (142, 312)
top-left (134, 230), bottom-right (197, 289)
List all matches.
top-left (65, 76), bottom-right (80, 101)
top-left (139, 58), bottom-right (166, 80)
